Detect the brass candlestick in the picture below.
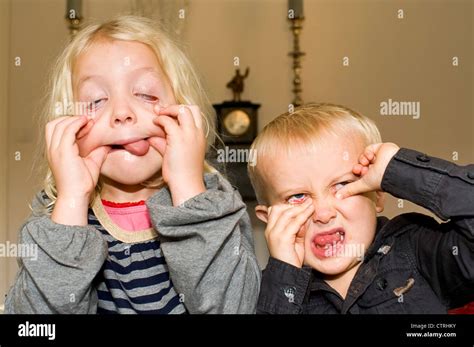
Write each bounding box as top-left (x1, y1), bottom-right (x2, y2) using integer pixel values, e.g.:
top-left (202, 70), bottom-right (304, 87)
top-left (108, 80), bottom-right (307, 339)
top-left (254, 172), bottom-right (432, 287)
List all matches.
top-left (288, 17), bottom-right (305, 107)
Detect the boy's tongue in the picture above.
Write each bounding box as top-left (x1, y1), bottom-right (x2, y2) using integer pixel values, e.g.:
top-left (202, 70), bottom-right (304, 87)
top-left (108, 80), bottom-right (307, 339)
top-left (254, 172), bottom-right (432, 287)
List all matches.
top-left (314, 232), bottom-right (341, 246)
top-left (122, 140), bottom-right (150, 156)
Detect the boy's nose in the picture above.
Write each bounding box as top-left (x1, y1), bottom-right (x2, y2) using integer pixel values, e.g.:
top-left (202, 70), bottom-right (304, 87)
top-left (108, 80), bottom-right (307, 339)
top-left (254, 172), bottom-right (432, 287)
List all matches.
top-left (311, 200), bottom-right (337, 224)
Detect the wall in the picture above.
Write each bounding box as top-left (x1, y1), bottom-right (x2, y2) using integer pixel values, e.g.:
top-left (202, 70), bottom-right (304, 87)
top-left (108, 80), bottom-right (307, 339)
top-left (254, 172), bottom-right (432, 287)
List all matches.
top-left (0, 0), bottom-right (11, 303)
top-left (181, 0), bottom-right (473, 268)
top-left (1, 0), bottom-right (472, 295)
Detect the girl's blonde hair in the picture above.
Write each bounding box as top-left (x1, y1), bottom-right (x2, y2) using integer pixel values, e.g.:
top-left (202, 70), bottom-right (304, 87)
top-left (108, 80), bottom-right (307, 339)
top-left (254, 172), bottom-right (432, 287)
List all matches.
top-left (247, 103), bottom-right (382, 204)
top-left (37, 15), bottom-right (217, 213)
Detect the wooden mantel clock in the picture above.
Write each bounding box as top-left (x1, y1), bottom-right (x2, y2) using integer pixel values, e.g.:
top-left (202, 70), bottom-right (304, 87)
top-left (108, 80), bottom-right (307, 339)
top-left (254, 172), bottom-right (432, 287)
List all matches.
top-left (213, 68), bottom-right (260, 200)
top-left (214, 101), bottom-right (260, 145)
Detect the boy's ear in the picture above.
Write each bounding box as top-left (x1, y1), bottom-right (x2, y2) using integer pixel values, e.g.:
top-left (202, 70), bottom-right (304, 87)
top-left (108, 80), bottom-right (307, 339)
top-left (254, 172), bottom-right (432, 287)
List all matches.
top-left (375, 191), bottom-right (385, 213)
top-left (255, 205), bottom-right (269, 224)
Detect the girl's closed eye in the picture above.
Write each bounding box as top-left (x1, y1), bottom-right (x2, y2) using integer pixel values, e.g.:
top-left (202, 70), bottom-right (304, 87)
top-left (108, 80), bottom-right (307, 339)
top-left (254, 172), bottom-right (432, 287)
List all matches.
top-left (87, 98), bottom-right (107, 112)
top-left (134, 79), bottom-right (160, 103)
top-left (287, 193), bottom-right (308, 205)
top-left (135, 93), bottom-right (158, 103)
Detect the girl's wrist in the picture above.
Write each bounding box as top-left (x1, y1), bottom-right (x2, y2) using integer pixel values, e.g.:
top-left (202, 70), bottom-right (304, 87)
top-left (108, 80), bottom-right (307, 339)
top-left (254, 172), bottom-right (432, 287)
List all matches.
top-left (169, 179), bottom-right (206, 206)
top-left (56, 192), bottom-right (90, 207)
top-left (51, 195), bottom-right (90, 226)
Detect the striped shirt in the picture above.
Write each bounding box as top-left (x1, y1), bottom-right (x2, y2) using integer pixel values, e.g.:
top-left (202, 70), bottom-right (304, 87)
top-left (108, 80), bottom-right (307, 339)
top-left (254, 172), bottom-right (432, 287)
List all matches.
top-left (88, 200), bottom-right (187, 314)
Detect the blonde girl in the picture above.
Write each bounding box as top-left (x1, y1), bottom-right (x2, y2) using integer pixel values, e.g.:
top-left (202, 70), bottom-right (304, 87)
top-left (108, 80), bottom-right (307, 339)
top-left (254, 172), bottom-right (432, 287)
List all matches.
top-left (5, 16), bottom-right (260, 314)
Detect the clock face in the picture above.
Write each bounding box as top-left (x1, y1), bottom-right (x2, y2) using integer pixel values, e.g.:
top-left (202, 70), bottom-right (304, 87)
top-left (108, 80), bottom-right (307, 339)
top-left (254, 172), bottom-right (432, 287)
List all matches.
top-left (223, 110), bottom-right (251, 136)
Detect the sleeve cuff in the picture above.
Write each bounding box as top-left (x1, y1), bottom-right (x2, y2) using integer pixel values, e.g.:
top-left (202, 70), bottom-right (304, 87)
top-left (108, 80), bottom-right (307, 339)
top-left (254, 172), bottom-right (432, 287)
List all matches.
top-left (146, 172), bottom-right (246, 227)
top-left (257, 257), bottom-right (312, 314)
top-left (381, 148), bottom-right (474, 220)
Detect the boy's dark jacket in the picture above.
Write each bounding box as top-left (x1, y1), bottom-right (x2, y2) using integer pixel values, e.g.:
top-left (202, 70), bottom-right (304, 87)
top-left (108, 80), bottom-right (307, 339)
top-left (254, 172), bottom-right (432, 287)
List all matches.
top-left (257, 148), bottom-right (474, 314)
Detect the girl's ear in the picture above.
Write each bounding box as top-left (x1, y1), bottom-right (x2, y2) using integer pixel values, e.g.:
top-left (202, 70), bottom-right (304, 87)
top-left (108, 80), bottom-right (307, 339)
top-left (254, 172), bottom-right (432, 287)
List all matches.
top-left (375, 191), bottom-right (385, 213)
top-left (255, 205), bottom-right (269, 224)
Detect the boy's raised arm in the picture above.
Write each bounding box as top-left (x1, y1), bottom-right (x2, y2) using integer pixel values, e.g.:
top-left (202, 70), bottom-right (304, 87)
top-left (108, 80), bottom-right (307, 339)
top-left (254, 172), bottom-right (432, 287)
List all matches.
top-left (380, 148), bottom-right (474, 308)
top-left (338, 145), bottom-right (474, 308)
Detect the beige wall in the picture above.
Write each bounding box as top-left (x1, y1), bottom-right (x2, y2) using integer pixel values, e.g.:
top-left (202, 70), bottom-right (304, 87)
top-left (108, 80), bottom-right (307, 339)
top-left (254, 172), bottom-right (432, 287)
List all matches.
top-left (183, 0), bottom-right (473, 267)
top-left (3, 0), bottom-right (72, 302)
top-left (1, 0), bottom-right (473, 298)
top-left (0, 0), bottom-right (11, 301)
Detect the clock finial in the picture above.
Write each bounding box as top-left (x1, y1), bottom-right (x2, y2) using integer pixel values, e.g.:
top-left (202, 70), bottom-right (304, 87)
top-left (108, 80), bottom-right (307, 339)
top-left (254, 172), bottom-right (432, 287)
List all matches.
top-left (226, 68), bottom-right (250, 102)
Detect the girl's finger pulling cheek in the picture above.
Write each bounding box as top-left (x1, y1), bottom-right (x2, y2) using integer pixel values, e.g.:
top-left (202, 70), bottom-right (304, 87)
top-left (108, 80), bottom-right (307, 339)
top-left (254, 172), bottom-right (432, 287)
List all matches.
top-left (154, 103), bottom-right (171, 113)
top-left (150, 123), bottom-right (166, 138)
top-left (154, 101), bottom-right (174, 114)
top-left (76, 119), bottom-right (94, 139)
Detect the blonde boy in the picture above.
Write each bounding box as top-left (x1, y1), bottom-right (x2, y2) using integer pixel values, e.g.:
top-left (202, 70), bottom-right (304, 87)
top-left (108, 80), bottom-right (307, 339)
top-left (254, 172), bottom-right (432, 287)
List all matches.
top-left (249, 103), bottom-right (474, 314)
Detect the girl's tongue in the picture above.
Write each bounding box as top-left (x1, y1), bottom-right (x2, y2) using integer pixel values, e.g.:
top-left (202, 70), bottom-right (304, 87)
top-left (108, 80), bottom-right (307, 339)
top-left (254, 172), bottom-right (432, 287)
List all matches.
top-left (122, 139), bottom-right (150, 156)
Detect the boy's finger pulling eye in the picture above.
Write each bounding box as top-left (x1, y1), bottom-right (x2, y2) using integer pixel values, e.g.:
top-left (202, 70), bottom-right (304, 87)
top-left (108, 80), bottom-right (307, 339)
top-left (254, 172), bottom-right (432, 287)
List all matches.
top-left (290, 198), bottom-right (312, 208)
top-left (353, 163), bottom-right (363, 175)
top-left (299, 198), bottom-right (312, 205)
top-left (364, 151), bottom-right (375, 162)
top-left (297, 204), bottom-right (314, 222)
top-left (359, 154), bottom-right (370, 166)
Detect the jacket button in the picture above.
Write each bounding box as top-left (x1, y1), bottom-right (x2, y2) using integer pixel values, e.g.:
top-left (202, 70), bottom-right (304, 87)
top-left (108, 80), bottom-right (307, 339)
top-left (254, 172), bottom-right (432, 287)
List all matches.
top-left (377, 245), bottom-right (391, 255)
top-left (376, 278), bottom-right (388, 291)
top-left (416, 154), bottom-right (430, 162)
top-left (283, 286), bottom-right (296, 303)
top-left (467, 171), bottom-right (474, 180)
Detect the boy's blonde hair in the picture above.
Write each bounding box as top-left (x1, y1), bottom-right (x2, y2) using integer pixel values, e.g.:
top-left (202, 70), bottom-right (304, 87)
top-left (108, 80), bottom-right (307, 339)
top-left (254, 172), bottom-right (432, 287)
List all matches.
top-left (37, 15), bottom-right (217, 212)
top-left (248, 103), bottom-right (382, 204)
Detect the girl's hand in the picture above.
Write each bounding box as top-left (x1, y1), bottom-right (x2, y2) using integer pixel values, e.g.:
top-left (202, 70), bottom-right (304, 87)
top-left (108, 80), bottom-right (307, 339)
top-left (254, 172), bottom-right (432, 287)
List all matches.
top-left (336, 142), bottom-right (400, 199)
top-left (264, 199), bottom-right (314, 268)
top-left (148, 104), bottom-right (206, 206)
top-left (46, 116), bottom-right (110, 213)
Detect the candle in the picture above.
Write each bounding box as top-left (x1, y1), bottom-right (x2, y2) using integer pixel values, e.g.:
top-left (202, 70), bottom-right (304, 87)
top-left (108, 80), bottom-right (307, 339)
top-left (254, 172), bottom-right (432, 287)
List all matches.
top-left (66, 0), bottom-right (82, 19)
top-left (289, 0), bottom-right (304, 19)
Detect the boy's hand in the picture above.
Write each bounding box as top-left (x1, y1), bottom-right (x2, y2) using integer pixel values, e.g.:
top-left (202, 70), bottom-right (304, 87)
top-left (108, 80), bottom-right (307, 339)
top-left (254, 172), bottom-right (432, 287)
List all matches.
top-left (264, 199), bottom-right (314, 268)
top-left (148, 104), bottom-right (206, 206)
top-left (336, 142), bottom-right (399, 199)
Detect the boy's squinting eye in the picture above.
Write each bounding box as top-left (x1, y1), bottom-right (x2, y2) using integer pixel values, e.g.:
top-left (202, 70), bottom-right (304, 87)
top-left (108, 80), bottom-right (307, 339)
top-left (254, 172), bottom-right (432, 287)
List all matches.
top-left (334, 181), bottom-right (351, 192)
top-left (135, 93), bottom-right (158, 102)
top-left (287, 193), bottom-right (307, 205)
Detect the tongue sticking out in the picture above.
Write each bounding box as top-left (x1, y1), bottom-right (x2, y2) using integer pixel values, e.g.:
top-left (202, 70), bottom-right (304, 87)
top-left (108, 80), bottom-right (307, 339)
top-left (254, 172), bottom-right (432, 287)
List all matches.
top-left (314, 232), bottom-right (342, 247)
top-left (122, 140), bottom-right (150, 156)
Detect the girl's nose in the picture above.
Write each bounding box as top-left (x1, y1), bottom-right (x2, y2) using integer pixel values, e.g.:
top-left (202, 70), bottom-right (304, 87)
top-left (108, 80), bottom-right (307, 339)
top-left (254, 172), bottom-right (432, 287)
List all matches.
top-left (109, 97), bottom-right (137, 126)
top-left (112, 112), bottom-right (135, 126)
top-left (111, 102), bottom-right (137, 126)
